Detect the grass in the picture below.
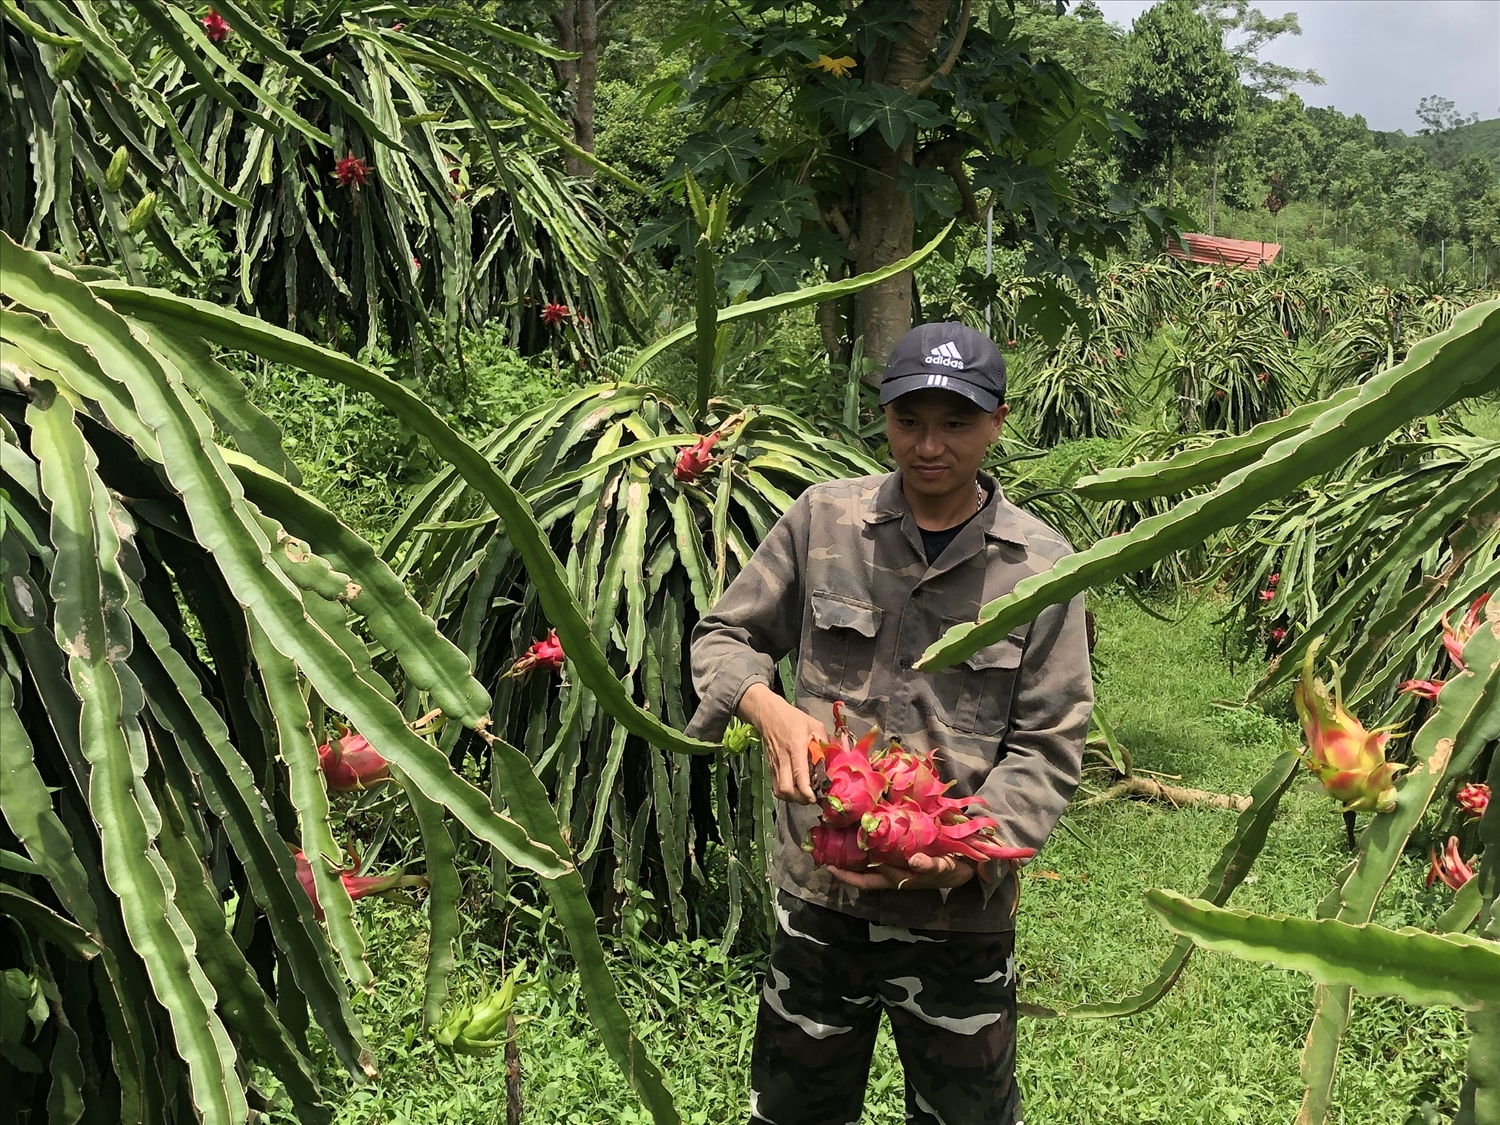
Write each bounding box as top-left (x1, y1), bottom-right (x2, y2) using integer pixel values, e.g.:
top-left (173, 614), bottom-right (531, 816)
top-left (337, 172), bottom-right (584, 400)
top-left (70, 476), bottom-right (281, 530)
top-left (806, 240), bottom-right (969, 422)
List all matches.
top-left (296, 592), bottom-right (1468, 1125)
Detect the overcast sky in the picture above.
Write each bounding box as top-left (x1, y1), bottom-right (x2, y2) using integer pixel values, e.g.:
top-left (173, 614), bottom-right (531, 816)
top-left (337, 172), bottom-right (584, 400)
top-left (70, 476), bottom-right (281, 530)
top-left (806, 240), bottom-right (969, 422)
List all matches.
top-left (1093, 0), bottom-right (1500, 132)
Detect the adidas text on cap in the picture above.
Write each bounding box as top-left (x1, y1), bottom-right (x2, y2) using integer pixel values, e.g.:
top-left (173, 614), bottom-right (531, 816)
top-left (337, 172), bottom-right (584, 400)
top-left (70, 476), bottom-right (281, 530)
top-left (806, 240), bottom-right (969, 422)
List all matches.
top-left (878, 322), bottom-right (1006, 412)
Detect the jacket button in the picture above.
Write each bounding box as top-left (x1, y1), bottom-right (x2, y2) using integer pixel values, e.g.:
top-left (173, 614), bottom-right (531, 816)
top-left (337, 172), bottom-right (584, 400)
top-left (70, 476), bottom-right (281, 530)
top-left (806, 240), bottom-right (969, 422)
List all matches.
top-left (899, 657), bottom-right (913, 670)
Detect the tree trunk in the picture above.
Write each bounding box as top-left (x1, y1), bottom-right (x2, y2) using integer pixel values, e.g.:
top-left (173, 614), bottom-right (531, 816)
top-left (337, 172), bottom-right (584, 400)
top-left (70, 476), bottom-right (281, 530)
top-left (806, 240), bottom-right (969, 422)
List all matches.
top-left (549, 0), bottom-right (599, 178)
top-left (573, 0), bottom-right (598, 173)
top-left (1208, 146), bottom-right (1219, 235)
top-left (850, 0), bottom-right (950, 367)
top-left (1166, 143), bottom-right (1176, 209)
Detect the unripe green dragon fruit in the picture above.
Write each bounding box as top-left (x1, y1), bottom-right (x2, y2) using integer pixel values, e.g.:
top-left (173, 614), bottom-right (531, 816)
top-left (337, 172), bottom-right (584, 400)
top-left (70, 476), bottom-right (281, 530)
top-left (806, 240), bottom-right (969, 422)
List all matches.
top-left (434, 967), bottom-right (530, 1055)
top-left (1294, 637), bottom-right (1405, 813)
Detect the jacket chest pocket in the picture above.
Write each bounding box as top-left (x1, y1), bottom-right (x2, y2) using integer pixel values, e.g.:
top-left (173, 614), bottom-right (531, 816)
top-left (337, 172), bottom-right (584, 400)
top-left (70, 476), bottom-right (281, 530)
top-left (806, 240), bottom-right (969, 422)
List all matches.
top-left (801, 590), bottom-right (884, 703)
top-left (940, 623), bottom-right (1026, 735)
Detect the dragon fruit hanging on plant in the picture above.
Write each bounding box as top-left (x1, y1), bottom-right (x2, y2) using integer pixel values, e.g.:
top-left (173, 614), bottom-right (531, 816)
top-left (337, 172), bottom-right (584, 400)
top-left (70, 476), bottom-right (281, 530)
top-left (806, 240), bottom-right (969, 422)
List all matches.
top-left (803, 704), bottom-right (1035, 878)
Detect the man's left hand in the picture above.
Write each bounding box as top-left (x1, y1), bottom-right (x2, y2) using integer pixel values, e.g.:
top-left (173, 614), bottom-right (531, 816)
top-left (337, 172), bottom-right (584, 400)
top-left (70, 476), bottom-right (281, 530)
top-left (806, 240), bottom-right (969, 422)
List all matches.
top-left (828, 853), bottom-right (976, 891)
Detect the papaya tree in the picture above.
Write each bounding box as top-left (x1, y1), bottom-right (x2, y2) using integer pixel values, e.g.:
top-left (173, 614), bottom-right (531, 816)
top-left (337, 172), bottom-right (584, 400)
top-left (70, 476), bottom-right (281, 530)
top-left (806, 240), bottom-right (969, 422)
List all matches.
top-left (638, 0), bottom-right (1176, 362)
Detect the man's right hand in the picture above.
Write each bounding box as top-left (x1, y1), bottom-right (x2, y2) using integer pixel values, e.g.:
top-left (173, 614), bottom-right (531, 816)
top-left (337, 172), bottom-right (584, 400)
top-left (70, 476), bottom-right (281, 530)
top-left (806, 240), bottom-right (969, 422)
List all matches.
top-left (737, 683), bottom-right (825, 805)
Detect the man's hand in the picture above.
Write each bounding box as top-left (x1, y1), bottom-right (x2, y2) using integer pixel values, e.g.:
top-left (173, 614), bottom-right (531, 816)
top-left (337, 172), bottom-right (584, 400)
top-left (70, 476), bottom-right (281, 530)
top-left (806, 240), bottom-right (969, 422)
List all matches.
top-left (738, 683), bottom-right (824, 805)
top-left (829, 853), bottom-right (977, 891)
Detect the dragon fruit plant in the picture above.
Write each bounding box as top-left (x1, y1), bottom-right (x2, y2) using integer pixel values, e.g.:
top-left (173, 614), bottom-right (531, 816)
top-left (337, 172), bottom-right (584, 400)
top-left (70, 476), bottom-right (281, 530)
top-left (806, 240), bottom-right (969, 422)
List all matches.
top-left (803, 704), bottom-right (1035, 877)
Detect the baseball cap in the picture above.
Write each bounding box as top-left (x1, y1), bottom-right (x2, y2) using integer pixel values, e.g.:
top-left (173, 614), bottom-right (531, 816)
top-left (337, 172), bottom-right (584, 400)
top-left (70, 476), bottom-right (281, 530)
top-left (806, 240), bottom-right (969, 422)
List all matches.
top-left (877, 322), bottom-right (1006, 412)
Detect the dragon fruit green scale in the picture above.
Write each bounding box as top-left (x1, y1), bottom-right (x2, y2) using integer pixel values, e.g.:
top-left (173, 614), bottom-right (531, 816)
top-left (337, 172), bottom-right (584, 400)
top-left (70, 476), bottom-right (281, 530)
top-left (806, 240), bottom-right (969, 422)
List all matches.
top-left (1293, 637), bottom-right (1405, 813)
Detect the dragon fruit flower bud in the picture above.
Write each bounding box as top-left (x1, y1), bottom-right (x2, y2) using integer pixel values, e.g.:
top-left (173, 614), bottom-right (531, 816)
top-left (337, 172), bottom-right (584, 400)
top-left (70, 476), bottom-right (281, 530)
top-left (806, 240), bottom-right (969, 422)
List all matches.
top-left (1456, 783), bottom-right (1490, 818)
top-left (291, 848), bottom-right (427, 920)
top-left (1397, 678), bottom-right (1445, 702)
top-left (1442, 592), bottom-right (1492, 670)
top-left (434, 968), bottom-right (530, 1055)
top-left (1293, 638), bottom-right (1406, 813)
top-left (317, 731), bottom-right (391, 791)
top-left (1425, 836), bottom-right (1476, 891)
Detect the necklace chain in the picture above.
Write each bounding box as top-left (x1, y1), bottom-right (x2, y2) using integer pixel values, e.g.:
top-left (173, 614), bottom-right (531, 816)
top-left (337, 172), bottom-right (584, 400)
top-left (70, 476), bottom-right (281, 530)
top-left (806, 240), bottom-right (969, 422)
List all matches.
top-left (975, 482), bottom-right (984, 513)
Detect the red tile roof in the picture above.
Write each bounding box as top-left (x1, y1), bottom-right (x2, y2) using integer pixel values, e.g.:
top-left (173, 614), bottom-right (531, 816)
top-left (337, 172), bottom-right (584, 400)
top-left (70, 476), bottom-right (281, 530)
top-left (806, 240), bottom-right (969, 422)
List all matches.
top-left (1166, 233), bottom-right (1282, 270)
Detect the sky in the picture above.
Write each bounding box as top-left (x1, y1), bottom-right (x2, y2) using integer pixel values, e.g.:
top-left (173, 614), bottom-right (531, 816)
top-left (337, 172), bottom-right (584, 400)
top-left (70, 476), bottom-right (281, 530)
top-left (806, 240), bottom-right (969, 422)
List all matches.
top-left (1093, 0), bottom-right (1500, 132)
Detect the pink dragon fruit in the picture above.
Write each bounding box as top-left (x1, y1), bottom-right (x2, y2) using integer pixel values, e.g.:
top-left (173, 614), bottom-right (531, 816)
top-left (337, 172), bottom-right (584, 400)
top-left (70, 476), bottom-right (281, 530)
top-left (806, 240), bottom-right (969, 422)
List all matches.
top-left (814, 706), bottom-right (886, 828)
top-left (803, 706), bottom-right (1036, 873)
top-left (872, 745), bottom-right (982, 819)
top-left (806, 823), bottom-right (870, 870)
top-left (317, 731), bottom-right (390, 791)
top-left (859, 801), bottom-right (941, 866)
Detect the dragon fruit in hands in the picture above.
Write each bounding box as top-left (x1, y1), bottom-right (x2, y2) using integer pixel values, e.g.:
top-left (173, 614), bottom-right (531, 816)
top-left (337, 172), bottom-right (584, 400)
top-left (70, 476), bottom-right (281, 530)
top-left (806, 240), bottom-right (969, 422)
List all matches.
top-left (802, 705), bottom-right (1035, 877)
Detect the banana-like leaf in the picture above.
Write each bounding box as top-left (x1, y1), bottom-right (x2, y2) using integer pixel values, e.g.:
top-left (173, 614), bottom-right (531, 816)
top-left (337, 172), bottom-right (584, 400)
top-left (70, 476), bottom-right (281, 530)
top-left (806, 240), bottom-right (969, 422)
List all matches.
top-left (920, 298), bottom-right (1500, 670)
top-left (151, 782), bottom-right (331, 1124)
top-left (225, 450), bottom-right (490, 726)
top-left (1145, 890), bottom-right (1500, 1011)
top-left (0, 673), bottom-right (99, 933)
top-left (0, 248), bottom-right (573, 880)
top-left (392, 763), bottom-right (462, 1030)
top-left (624, 222), bottom-right (955, 380)
top-left (246, 619), bottom-right (372, 991)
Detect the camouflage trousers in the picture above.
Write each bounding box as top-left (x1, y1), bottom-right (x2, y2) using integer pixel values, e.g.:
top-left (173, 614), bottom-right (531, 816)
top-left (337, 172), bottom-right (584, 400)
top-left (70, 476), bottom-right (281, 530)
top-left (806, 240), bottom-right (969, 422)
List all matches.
top-left (748, 890), bottom-right (1022, 1125)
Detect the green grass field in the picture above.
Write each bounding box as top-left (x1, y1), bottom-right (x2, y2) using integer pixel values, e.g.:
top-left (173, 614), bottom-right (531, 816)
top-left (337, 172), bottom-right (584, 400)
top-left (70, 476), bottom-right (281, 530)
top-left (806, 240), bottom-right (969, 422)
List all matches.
top-left (308, 593), bottom-right (1465, 1125)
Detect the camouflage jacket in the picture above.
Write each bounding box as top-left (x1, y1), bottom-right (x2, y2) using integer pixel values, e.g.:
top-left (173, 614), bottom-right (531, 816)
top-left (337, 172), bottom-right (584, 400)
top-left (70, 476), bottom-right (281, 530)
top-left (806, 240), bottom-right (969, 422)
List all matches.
top-left (686, 471), bottom-right (1092, 932)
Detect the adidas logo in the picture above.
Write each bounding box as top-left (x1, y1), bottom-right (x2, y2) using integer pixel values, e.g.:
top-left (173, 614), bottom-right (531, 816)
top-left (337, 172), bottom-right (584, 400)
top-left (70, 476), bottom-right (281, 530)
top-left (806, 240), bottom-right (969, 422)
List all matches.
top-left (925, 341), bottom-right (965, 369)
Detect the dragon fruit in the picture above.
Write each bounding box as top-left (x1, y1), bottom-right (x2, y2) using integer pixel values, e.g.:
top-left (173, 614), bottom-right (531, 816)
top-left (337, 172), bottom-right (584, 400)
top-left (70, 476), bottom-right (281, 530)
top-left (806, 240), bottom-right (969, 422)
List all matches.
top-left (1457, 783), bottom-right (1490, 818)
top-left (808, 823), bottom-right (870, 869)
top-left (814, 706), bottom-right (886, 827)
top-left (674, 431), bottom-right (722, 483)
top-left (802, 704), bottom-right (1035, 875)
top-left (317, 731), bottom-right (390, 791)
top-left (1294, 637), bottom-right (1405, 813)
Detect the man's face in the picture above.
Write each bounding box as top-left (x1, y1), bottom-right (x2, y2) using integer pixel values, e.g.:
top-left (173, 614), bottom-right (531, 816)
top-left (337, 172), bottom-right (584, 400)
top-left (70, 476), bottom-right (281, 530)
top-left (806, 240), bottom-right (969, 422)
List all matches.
top-left (884, 390), bottom-right (1007, 499)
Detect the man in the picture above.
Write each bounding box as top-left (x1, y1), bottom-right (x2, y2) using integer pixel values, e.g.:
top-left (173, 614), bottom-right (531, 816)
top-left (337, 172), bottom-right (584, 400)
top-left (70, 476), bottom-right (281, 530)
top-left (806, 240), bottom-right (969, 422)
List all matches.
top-left (685, 322), bottom-right (1092, 1125)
